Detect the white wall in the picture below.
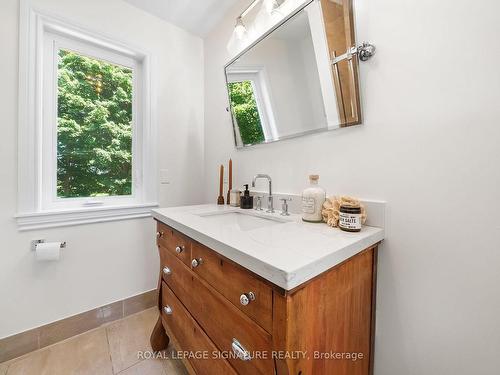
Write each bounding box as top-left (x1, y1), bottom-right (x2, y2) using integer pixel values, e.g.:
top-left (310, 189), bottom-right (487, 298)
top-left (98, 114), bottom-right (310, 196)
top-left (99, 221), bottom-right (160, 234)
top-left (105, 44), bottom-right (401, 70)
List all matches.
top-left (232, 32), bottom-right (324, 137)
top-left (204, 1), bottom-right (500, 374)
top-left (0, 0), bottom-right (204, 338)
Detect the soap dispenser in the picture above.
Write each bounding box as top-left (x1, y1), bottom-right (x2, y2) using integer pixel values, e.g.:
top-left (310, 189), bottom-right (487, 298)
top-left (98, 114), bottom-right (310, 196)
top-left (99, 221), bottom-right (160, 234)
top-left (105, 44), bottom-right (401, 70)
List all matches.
top-left (240, 184), bottom-right (254, 209)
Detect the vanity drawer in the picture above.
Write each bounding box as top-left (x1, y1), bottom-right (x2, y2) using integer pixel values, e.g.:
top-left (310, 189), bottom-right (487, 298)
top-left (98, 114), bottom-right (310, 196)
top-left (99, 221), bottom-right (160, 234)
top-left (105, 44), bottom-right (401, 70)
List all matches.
top-left (157, 222), bottom-right (192, 267)
top-left (161, 282), bottom-right (237, 375)
top-left (188, 270), bottom-right (274, 375)
top-left (161, 247), bottom-right (194, 309)
top-left (162, 249), bottom-right (274, 375)
top-left (191, 241), bottom-right (273, 333)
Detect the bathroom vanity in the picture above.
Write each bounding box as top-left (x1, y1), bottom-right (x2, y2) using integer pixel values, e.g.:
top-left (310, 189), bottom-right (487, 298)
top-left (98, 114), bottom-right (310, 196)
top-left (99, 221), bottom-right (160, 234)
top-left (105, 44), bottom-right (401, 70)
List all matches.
top-left (150, 205), bottom-right (383, 375)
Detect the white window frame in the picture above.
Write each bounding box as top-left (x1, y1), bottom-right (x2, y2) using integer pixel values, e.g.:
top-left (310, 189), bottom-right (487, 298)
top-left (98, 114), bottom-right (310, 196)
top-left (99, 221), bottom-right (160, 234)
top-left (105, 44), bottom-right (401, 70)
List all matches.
top-left (16, 5), bottom-right (158, 231)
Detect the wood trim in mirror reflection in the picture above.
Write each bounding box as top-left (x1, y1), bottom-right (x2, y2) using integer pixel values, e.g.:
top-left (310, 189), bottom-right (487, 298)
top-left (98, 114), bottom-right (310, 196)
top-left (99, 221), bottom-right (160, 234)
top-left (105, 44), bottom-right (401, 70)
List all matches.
top-left (320, 0), bottom-right (361, 126)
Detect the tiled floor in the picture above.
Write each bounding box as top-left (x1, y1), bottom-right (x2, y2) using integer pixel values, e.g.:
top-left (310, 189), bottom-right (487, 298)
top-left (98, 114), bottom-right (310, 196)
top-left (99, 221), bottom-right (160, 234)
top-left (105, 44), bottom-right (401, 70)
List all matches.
top-left (0, 308), bottom-right (188, 375)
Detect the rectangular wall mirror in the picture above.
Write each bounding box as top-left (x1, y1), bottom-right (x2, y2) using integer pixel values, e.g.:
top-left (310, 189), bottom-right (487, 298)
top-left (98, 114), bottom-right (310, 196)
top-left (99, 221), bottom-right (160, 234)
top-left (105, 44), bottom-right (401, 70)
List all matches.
top-left (225, 0), bottom-right (362, 148)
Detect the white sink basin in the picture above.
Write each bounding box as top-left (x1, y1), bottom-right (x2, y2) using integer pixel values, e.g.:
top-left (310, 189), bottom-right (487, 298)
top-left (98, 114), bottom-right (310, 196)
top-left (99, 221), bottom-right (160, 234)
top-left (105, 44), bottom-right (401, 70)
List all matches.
top-left (198, 211), bottom-right (286, 232)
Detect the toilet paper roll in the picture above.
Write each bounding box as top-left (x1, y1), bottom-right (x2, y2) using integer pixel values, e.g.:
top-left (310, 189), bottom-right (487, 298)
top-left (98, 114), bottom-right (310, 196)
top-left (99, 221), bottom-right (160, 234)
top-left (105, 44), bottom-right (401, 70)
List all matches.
top-left (35, 242), bottom-right (61, 261)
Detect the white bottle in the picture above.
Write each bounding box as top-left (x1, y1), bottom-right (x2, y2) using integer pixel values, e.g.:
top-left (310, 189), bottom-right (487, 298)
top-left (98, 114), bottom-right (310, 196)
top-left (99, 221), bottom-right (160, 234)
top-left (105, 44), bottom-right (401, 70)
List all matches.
top-left (301, 175), bottom-right (326, 223)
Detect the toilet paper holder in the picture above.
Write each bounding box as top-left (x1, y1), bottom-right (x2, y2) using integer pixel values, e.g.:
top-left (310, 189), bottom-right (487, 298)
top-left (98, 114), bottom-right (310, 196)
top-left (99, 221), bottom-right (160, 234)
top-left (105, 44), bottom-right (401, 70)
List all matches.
top-left (31, 239), bottom-right (67, 251)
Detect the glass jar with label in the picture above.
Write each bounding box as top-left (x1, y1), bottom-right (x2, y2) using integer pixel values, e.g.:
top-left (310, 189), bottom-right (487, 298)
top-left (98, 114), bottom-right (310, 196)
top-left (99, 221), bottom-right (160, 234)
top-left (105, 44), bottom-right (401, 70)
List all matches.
top-left (301, 175), bottom-right (326, 223)
top-left (229, 189), bottom-right (241, 207)
top-left (339, 205), bottom-right (362, 232)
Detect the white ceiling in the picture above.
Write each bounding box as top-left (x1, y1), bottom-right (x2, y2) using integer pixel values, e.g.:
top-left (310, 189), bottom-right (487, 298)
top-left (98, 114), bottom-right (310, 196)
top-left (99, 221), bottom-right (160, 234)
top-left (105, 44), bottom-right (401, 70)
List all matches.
top-left (123, 0), bottom-right (240, 37)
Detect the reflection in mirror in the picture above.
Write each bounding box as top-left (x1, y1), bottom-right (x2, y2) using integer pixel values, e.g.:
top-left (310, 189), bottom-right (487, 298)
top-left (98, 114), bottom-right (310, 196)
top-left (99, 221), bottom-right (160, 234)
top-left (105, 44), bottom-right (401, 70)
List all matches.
top-left (227, 79), bottom-right (266, 145)
top-left (320, 0), bottom-right (360, 125)
top-left (225, 0), bottom-right (362, 148)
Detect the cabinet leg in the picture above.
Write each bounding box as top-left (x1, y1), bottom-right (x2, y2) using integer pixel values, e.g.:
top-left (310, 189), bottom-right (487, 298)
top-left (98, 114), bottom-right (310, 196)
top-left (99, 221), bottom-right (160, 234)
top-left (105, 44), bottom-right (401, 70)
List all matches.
top-left (150, 313), bottom-right (169, 351)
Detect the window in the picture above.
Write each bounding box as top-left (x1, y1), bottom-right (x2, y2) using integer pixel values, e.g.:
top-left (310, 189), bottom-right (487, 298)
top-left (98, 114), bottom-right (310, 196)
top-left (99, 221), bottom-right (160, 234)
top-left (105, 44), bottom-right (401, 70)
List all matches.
top-left (56, 49), bottom-right (133, 200)
top-left (17, 10), bottom-right (157, 230)
top-left (228, 80), bottom-right (266, 145)
top-left (226, 67), bottom-right (278, 146)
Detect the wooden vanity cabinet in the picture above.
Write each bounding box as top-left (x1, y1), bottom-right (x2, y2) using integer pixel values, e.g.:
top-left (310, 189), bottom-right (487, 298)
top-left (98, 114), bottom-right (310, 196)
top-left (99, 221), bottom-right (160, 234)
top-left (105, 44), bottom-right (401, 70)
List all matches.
top-left (151, 220), bottom-right (378, 375)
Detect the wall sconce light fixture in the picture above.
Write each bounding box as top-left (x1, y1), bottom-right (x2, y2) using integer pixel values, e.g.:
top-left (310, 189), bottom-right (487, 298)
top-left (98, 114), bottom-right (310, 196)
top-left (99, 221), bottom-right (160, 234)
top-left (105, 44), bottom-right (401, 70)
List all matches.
top-left (233, 0), bottom-right (286, 39)
top-left (234, 16), bottom-right (247, 40)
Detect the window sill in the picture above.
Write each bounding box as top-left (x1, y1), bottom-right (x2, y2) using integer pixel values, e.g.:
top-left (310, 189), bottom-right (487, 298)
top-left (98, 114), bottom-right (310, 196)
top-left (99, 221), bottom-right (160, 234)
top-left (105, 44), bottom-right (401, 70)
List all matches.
top-left (15, 203), bottom-right (159, 231)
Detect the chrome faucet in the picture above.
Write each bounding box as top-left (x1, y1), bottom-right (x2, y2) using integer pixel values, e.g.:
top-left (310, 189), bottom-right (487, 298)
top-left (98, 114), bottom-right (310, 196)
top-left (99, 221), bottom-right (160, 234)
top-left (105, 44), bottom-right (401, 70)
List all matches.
top-left (252, 174), bottom-right (274, 213)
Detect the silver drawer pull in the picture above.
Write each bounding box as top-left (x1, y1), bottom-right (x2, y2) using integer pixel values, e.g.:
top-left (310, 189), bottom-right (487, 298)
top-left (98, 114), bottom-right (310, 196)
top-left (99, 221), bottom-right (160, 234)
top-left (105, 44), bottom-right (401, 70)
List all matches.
top-left (162, 266), bottom-right (172, 276)
top-left (191, 258), bottom-right (203, 268)
top-left (239, 292), bottom-right (256, 306)
top-left (175, 246), bottom-right (184, 254)
top-left (163, 305), bottom-right (173, 315)
top-left (232, 338), bottom-right (251, 361)
top-left (156, 231), bottom-right (164, 239)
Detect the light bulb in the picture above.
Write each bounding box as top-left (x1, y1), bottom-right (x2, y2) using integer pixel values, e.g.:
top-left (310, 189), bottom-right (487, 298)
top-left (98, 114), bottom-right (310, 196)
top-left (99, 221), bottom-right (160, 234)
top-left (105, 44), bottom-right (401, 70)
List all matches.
top-left (234, 17), bottom-right (247, 39)
top-left (263, 0), bottom-right (278, 13)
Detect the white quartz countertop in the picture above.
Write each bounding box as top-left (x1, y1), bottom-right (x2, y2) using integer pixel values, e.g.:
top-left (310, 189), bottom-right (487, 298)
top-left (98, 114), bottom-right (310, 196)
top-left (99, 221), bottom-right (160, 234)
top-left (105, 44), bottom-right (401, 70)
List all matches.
top-left (152, 204), bottom-right (384, 291)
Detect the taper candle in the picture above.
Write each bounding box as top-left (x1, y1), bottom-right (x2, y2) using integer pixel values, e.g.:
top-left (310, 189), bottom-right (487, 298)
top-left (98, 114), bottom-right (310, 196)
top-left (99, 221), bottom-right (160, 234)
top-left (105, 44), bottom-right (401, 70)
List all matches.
top-left (217, 164), bottom-right (224, 205)
top-left (227, 159), bottom-right (232, 205)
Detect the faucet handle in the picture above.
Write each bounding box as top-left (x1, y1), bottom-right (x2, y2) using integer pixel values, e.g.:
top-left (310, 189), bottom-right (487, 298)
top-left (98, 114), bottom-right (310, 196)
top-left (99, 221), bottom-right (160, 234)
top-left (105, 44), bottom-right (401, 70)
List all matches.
top-left (280, 198), bottom-right (292, 216)
top-left (255, 196), bottom-right (263, 211)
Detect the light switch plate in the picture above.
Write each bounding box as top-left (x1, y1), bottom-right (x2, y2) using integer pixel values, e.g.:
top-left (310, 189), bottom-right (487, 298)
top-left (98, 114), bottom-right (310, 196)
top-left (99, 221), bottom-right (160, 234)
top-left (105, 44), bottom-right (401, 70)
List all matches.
top-left (160, 169), bottom-right (170, 184)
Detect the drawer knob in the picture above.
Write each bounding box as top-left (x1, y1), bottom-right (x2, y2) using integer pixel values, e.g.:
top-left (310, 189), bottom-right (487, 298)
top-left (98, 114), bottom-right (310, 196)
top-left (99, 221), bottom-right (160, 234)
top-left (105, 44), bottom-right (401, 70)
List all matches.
top-left (175, 246), bottom-right (184, 254)
top-left (156, 231), bottom-right (164, 239)
top-left (191, 258), bottom-right (203, 268)
top-left (239, 292), bottom-right (256, 306)
top-left (232, 338), bottom-right (251, 361)
top-left (162, 266), bottom-right (172, 276)
top-left (163, 305), bottom-right (173, 315)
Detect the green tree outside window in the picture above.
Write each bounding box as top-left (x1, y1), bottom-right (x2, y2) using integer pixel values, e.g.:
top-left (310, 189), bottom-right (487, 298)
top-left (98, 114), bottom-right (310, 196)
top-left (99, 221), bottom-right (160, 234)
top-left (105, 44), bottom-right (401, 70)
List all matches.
top-left (57, 49), bottom-right (133, 198)
top-left (227, 81), bottom-right (265, 145)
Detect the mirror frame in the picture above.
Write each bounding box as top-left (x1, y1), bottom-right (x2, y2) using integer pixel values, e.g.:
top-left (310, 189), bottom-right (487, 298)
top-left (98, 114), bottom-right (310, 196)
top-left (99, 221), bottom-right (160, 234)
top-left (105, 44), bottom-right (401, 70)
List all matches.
top-left (224, 0), bottom-right (362, 149)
